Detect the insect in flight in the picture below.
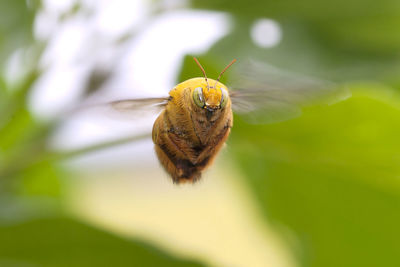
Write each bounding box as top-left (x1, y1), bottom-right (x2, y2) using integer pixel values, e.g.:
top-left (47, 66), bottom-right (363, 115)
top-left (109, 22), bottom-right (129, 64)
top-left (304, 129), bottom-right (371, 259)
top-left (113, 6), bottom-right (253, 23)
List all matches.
top-left (109, 58), bottom-right (349, 184)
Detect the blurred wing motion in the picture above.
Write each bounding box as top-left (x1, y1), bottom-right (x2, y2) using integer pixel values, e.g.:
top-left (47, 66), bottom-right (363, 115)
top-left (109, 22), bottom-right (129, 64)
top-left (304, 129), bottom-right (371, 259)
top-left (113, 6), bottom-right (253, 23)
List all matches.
top-left (110, 97), bottom-right (169, 112)
top-left (230, 61), bottom-right (351, 124)
top-left (69, 97), bottom-right (169, 120)
top-left (104, 97), bottom-right (170, 119)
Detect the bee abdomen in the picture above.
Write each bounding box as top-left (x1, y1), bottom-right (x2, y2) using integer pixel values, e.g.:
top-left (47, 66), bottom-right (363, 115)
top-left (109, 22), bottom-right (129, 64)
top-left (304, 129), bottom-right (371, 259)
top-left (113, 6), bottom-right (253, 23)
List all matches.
top-left (153, 112), bottom-right (202, 183)
top-left (154, 124), bottom-right (230, 184)
top-left (154, 142), bottom-right (209, 183)
top-left (152, 103), bottom-right (232, 184)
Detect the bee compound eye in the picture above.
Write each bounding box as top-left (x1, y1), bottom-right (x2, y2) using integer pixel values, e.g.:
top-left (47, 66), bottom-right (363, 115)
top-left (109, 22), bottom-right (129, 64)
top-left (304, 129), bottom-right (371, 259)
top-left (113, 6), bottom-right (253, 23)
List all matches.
top-left (220, 88), bottom-right (229, 108)
top-left (193, 87), bottom-right (205, 108)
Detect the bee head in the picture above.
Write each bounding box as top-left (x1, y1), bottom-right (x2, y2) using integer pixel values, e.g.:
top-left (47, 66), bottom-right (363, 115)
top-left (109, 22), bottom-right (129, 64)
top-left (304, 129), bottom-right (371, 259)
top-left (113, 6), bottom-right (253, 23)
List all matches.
top-left (192, 79), bottom-right (229, 111)
top-left (191, 57), bottom-right (236, 111)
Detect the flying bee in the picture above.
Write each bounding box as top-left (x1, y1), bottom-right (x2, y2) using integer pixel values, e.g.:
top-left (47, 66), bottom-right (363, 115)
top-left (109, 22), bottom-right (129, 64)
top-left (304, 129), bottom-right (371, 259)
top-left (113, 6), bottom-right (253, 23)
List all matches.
top-left (108, 58), bottom-right (349, 184)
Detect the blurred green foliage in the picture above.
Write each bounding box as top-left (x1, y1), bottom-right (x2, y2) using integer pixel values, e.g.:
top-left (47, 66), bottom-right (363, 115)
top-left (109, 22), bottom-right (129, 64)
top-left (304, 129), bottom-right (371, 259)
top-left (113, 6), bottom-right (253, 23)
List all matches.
top-left (0, 217), bottom-right (203, 267)
top-left (193, 0), bottom-right (400, 55)
top-left (230, 88), bottom-right (400, 267)
top-left (0, 0), bottom-right (36, 65)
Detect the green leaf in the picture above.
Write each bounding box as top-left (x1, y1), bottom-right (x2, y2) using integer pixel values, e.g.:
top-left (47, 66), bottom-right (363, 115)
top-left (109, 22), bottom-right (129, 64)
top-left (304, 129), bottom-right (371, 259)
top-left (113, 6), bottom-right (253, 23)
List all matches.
top-left (230, 85), bottom-right (400, 267)
top-left (0, 216), bottom-right (204, 267)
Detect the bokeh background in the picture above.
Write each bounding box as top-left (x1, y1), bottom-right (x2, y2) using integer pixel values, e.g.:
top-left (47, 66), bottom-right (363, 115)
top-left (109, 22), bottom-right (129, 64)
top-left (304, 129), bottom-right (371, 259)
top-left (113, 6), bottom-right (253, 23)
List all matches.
top-left (1, 0), bottom-right (400, 266)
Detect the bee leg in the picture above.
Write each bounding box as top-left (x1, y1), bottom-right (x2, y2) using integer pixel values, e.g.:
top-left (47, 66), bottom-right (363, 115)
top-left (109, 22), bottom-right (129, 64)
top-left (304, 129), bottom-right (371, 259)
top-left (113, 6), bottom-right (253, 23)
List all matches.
top-left (154, 144), bottom-right (180, 182)
top-left (154, 144), bottom-right (199, 184)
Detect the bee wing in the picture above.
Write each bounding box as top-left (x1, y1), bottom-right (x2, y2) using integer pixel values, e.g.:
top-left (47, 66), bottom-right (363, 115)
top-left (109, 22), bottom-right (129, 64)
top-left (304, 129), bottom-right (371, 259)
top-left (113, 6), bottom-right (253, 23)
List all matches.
top-left (110, 97), bottom-right (169, 112)
top-left (230, 61), bottom-right (351, 124)
top-left (101, 97), bottom-right (170, 120)
top-left (68, 97), bottom-right (169, 121)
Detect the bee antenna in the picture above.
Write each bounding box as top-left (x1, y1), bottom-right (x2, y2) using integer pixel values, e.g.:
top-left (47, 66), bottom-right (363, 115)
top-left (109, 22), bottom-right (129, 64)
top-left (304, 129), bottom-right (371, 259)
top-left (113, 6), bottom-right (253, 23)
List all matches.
top-left (193, 57), bottom-right (210, 90)
top-left (214, 59), bottom-right (237, 87)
